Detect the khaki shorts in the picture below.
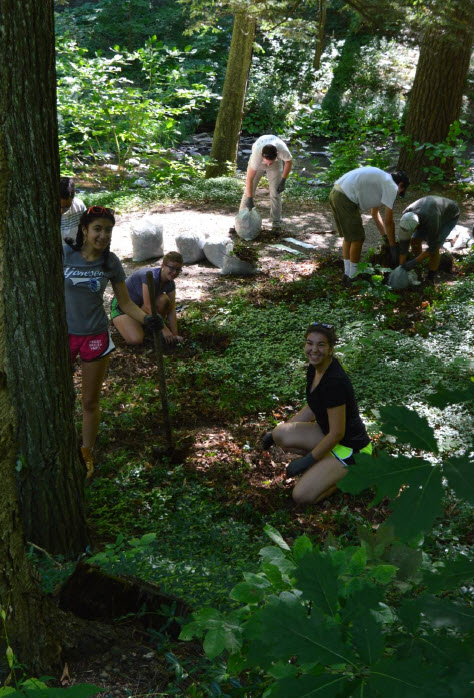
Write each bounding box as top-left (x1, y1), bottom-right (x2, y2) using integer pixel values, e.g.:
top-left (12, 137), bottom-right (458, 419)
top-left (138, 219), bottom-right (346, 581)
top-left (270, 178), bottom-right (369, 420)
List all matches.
top-left (329, 186), bottom-right (365, 242)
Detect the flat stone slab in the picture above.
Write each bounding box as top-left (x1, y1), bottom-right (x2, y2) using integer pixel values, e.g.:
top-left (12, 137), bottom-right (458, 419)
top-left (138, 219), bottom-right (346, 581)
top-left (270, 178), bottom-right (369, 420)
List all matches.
top-left (269, 244), bottom-right (303, 255)
top-left (283, 237), bottom-right (317, 251)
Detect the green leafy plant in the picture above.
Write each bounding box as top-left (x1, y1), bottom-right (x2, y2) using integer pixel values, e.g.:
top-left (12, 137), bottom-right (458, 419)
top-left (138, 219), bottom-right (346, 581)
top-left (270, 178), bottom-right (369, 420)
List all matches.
top-left (352, 261), bottom-right (400, 311)
top-left (56, 35), bottom-right (213, 178)
top-left (180, 398), bottom-right (473, 696)
top-left (399, 121), bottom-right (471, 190)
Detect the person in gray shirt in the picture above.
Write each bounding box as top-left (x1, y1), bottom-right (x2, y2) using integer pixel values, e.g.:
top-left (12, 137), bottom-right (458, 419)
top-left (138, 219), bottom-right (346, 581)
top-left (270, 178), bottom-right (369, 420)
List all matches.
top-left (64, 206), bottom-right (162, 477)
top-left (398, 196), bottom-right (460, 281)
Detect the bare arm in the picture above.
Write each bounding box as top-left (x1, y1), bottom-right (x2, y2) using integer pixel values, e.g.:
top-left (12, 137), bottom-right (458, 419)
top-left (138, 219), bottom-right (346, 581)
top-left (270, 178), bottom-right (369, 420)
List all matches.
top-left (282, 159), bottom-right (292, 179)
top-left (371, 207), bottom-right (385, 236)
top-left (166, 290), bottom-right (181, 337)
top-left (140, 282), bottom-right (152, 315)
top-left (245, 167), bottom-right (257, 197)
top-left (310, 404), bottom-right (346, 462)
top-left (289, 403), bottom-right (316, 423)
top-left (384, 207), bottom-right (395, 246)
top-left (400, 249), bottom-right (430, 266)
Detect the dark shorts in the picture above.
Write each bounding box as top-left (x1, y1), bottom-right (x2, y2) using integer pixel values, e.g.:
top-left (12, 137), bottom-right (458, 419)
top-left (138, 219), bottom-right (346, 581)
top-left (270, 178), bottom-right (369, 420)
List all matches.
top-left (69, 329), bottom-right (115, 362)
top-left (329, 186), bottom-right (365, 243)
top-left (331, 442), bottom-right (372, 467)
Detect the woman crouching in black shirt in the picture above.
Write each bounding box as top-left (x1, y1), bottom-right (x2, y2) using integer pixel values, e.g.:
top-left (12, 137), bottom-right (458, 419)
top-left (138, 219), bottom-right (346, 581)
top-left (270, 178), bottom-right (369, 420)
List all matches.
top-left (262, 323), bottom-right (371, 504)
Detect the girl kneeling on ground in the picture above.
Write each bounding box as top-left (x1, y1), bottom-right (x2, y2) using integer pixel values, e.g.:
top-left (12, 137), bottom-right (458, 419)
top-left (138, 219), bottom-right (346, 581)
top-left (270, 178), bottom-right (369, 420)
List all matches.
top-left (64, 206), bottom-right (162, 478)
top-left (110, 252), bottom-right (183, 346)
top-left (262, 323), bottom-right (371, 504)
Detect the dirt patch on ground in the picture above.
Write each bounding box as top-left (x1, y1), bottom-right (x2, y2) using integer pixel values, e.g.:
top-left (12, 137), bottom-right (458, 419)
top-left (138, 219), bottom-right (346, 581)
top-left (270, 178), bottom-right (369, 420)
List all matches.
top-left (109, 191), bottom-right (473, 306)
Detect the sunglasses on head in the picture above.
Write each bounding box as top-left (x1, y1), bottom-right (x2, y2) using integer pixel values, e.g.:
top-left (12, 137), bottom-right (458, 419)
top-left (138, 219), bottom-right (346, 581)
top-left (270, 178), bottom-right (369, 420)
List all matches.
top-left (86, 206), bottom-right (115, 216)
top-left (310, 322), bottom-right (334, 329)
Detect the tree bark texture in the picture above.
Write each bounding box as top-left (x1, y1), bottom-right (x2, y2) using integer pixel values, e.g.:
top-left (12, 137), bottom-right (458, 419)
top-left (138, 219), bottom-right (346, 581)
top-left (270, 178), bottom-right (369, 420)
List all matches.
top-left (206, 13), bottom-right (256, 178)
top-left (312, 0), bottom-right (327, 71)
top-left (321, 31), bottom-right (371, 118)
top-left (398, 22), bottom-right (473, 183)
top-left (0, 0), bottom-right (89, 555)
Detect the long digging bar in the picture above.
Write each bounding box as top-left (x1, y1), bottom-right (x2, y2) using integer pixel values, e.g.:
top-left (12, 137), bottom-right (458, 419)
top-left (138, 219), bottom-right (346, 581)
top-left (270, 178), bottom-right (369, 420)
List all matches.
top-left (146, 271), bottom-right (174, 452)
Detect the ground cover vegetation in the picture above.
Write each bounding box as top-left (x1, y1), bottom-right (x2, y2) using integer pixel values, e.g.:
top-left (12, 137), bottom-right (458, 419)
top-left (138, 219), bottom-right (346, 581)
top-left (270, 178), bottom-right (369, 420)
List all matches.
top-left (1, 1), bottom-right (472, 696)
top-left (24, 251), bottom-right (473, 695)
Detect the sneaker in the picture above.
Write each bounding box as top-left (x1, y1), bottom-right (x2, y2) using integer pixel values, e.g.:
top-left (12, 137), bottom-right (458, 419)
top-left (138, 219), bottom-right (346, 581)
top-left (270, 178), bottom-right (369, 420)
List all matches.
top-left (80, 446), bottom-right (94, 479)
top-left (272, 223), bottom-right (282, 233)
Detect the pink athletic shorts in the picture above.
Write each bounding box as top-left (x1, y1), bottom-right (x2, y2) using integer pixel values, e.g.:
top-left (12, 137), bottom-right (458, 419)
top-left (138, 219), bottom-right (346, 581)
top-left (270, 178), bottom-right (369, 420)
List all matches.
top-left (69, 329), bottom-right (115, 362)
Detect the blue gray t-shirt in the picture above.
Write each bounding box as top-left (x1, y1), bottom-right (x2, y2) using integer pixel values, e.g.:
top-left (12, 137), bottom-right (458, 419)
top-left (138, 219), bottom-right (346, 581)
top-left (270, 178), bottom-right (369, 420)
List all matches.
top-left (63, 244), bottom-right (126, 335)
top-left (402, 196), bottom-right (460, 253)
top-left (126, 267), bottom-right (175, 306)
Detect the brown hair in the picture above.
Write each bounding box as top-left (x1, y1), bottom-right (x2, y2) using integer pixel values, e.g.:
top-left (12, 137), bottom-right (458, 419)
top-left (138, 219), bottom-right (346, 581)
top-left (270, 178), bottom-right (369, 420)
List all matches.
top-left (163, 251), bottom-right (183, 266)
top-left (262, 144), bottom-right (277, 160)
top-left (305, 323), bottom-right (337, 348)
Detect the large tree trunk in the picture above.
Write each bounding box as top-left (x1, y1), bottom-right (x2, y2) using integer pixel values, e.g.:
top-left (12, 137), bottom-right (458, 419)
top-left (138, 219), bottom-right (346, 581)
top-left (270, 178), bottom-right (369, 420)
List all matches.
top-left (0, 0), bottom-right (89, 556)
top-left (398, 22), bottom-right (473, 183)
top-left (321, 30), bottom-right (371, 118)
top-left (206, 13), bottom-right (256, 178)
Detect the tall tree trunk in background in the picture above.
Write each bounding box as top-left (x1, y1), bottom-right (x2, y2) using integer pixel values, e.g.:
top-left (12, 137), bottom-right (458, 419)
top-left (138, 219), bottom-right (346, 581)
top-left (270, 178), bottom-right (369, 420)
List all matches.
top-left (397, 22), bottom-right (473, 183)
top-left (206, 13), bottom-right (256, 178)
top-left (313, 0), bottom-right (327, 71)
top-left (321, 30), bottom-right (371, 118)
top-left (0, 0), bottom-right (89, 556)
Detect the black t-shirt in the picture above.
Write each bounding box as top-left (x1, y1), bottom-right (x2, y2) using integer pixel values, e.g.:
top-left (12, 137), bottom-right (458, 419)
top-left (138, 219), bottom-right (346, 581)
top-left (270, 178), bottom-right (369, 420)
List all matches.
top-left (306, 358), bottom-right (369, 451)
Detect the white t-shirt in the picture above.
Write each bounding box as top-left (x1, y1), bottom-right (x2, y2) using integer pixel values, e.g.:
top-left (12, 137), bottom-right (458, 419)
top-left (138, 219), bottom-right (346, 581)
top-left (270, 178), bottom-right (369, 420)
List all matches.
top-left (60, 197), bottom-right (87, 241)
top-left (248, 135), bottom-right (292, 171)
top-left (335, 167), bottom-right (397, 211)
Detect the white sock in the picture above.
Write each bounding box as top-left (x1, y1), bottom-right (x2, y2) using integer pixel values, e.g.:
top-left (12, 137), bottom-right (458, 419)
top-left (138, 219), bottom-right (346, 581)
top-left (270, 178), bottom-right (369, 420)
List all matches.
top-left (349, 261), bottom-right (358, 277)
top-left (344, 259), bottom-right (350, 275)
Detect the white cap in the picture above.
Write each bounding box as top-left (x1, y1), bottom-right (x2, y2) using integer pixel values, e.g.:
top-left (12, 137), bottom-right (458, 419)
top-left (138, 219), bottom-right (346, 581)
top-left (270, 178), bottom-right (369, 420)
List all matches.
top-left (399, 211), bottom-right (419, 239)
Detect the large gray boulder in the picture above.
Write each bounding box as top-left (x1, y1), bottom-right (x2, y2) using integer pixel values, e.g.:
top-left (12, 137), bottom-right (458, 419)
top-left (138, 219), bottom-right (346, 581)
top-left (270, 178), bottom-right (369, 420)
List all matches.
top-left (131, 215), bottom-right (164, 262)
top-left (203, 235), bottom-right (232, 268)
top-left (234, 208), bottom-right (262, 241)
top-left (175, 231), bottom-right (206, 263)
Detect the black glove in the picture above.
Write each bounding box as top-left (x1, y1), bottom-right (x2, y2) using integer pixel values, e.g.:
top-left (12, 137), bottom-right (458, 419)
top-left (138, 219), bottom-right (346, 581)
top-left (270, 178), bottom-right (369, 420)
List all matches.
top-left (245, 197), bottom-right (254, 210)
top-left (261, 431), bottom-right (275, 450)
top-left (427, 269), bottom-right (436, 282)
top-left (286, 452), bottom-right (316, 478)
top-left (402, 258), bottom-right (418, 271)
top-left (276, 179), bottom-right (287, 194)
top-left (389, 246), bottom-right (398, 267)
top-left (143, 314), bottom-right (164, 332)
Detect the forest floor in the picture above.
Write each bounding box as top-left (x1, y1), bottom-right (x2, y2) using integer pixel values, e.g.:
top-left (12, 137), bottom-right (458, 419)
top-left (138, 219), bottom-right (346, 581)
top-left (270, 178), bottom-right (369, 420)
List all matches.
top-left (63, 189), bottom-right (473, 697)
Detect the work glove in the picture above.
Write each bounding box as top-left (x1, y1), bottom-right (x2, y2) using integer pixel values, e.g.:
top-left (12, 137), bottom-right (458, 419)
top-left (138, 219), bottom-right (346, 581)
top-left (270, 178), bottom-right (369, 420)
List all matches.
top-left (389, 245), bottom-right (398, 267)
top-left (261, 431), bottom-right (275, 450)
top-left (276, 178), bottom-right (287, 194)
top-left (245, 197), bottom-right (254, 210)
top-left (143, 314), bottom-right (164, 332)
top-left (402, 258), bottom-right (418, 271)
top-left (286, 452), bottom-right (316, 478)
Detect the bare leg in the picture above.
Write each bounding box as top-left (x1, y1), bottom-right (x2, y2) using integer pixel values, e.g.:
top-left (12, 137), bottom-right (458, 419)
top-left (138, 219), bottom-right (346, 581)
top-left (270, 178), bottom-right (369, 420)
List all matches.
top-left (429, 248), bottom-right (440, 272)
top-left (81, 355), bottom-right (110, 449)
top-left (348, 240), bottom-right (363, 263)
top-left (292, 456), bottom-right (346, 504)
top-left (113, 314), bottom-right (144, 344)
top-left (273, 421), bottom-right (347, 504)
